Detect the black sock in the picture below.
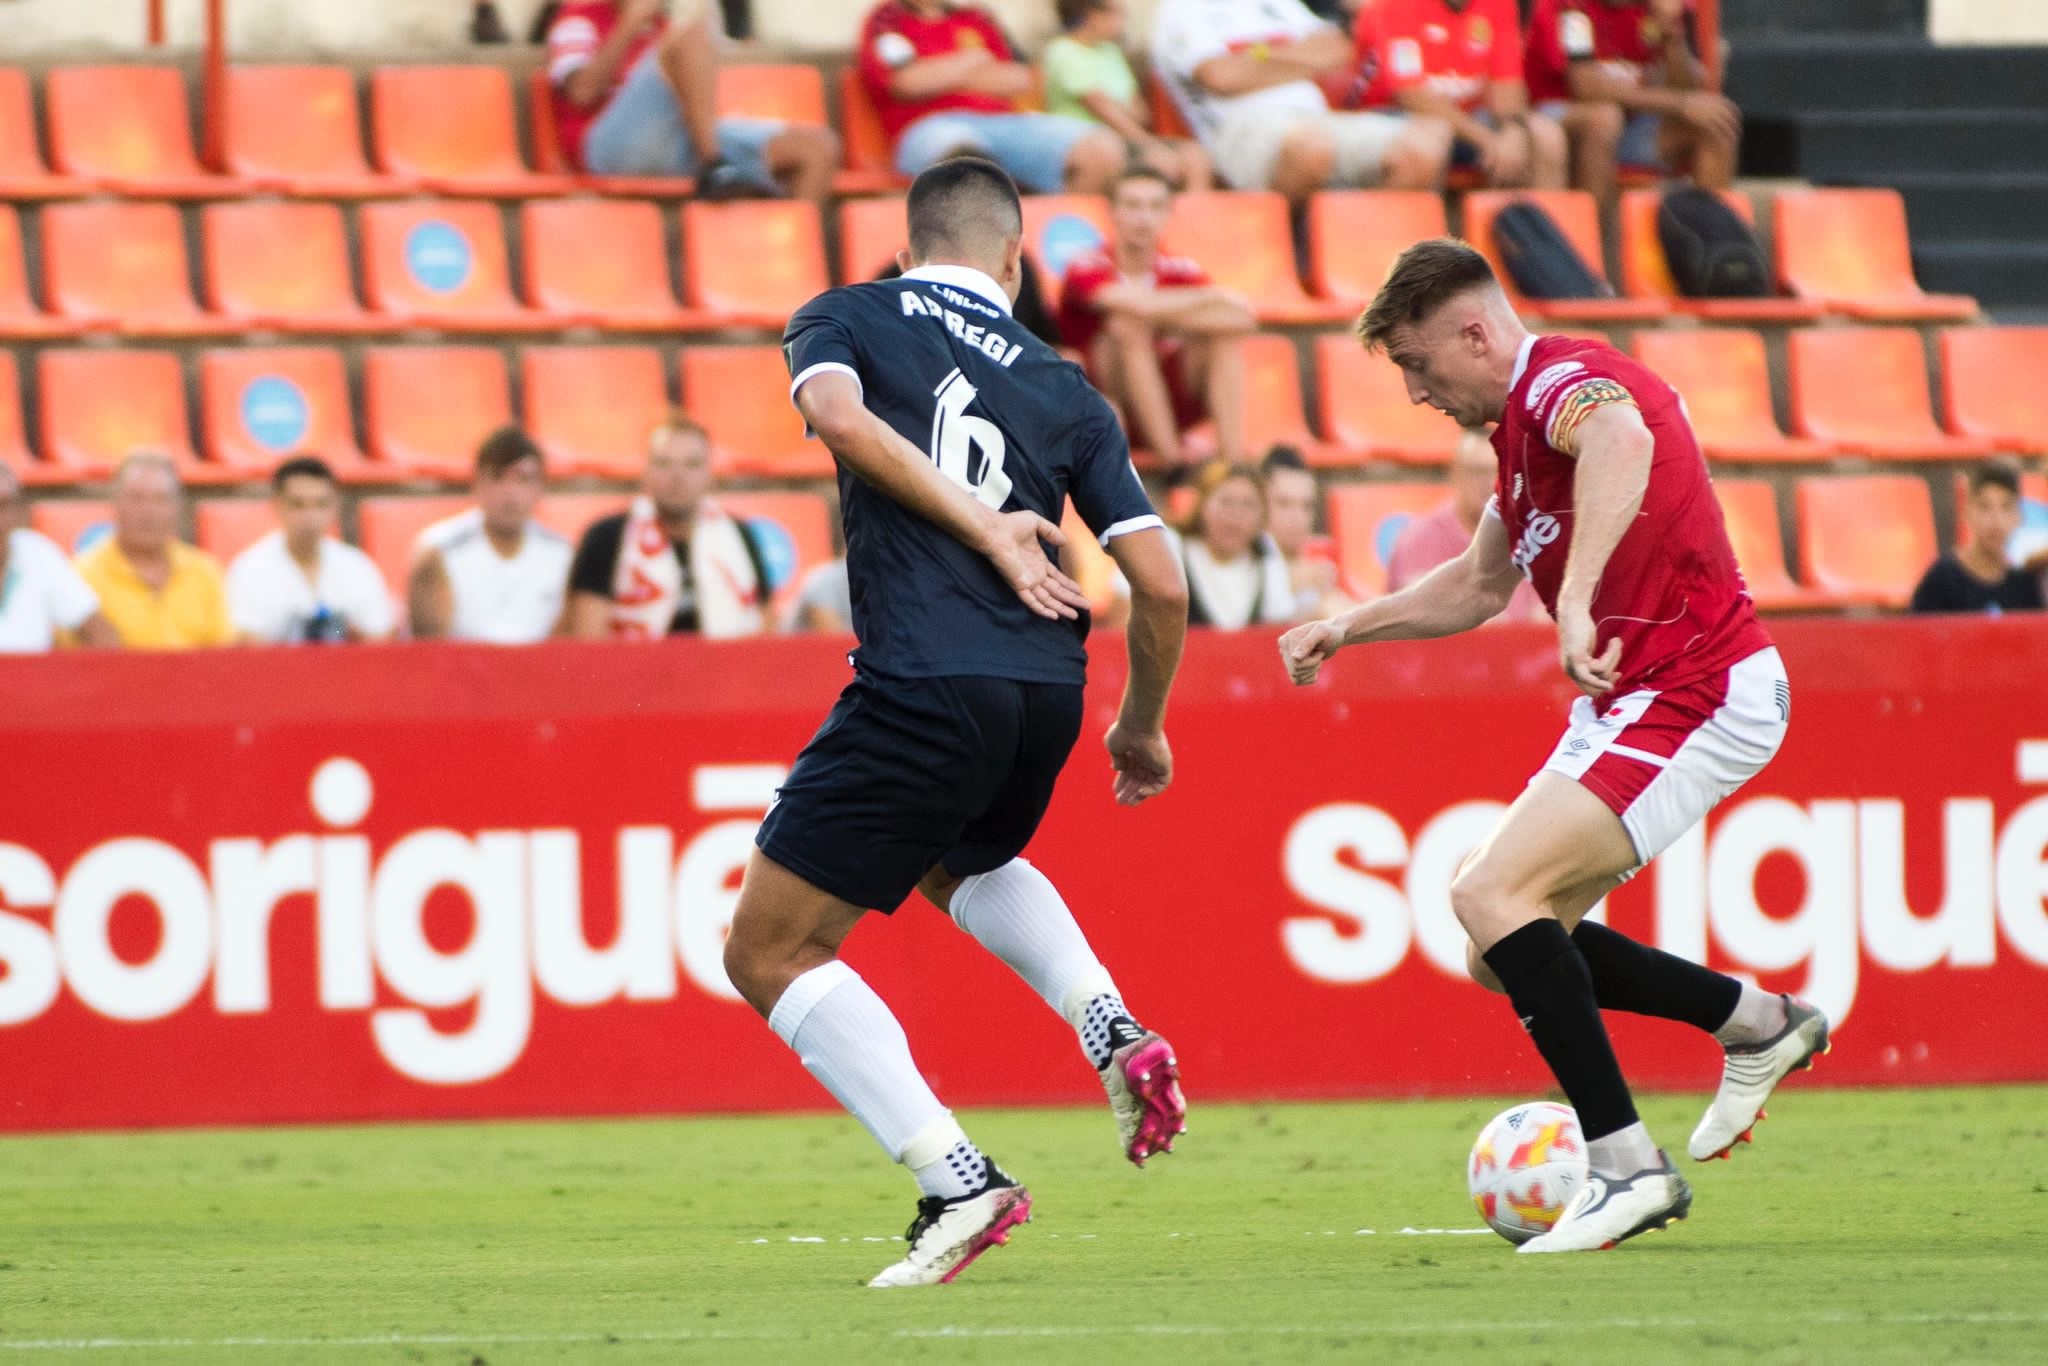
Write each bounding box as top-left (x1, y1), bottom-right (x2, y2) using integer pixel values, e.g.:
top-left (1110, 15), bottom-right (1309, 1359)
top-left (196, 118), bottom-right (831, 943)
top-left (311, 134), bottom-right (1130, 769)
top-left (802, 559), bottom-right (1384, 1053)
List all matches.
top-left (1571, 921), bottom-right (1741, 1033)
top-left (1482, 919), bottom-right (1638, 1141)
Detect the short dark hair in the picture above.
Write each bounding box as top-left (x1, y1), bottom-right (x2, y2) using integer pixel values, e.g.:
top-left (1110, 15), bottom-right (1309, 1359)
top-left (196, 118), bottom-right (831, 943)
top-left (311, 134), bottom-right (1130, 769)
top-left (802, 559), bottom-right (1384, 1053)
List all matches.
top-left (1969, 457), bottom-right (2023, 499)
top-left (1357, 237), bottom-right (1499, 353)
top-left (906, 155), bottom-right (1022, 264)
top-left (1260, 443), bottom-right (1309, 476)
top-left (1112, 163), bottom-right (1175, 199)
top-left (475, 425), bottom-right (544, 478)
top-left (271, 455), bottom-right (336, 492)
top-left (1057, 0), bottom-right (1105, 29)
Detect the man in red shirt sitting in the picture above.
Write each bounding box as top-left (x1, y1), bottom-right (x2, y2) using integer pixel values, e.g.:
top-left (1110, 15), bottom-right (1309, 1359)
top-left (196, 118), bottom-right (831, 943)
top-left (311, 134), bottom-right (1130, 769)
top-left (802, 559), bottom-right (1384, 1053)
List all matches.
top-left (860, 0), bottom-right (1124, 192)
top-left (1345, 0), bottom-right (1567, 189)
top-left (547, 0), bottom-right (839, 201)
top-left (1524, 0), bottom-right (1740, 211)
top-left (1057, 166), bottom-right (1256, 472)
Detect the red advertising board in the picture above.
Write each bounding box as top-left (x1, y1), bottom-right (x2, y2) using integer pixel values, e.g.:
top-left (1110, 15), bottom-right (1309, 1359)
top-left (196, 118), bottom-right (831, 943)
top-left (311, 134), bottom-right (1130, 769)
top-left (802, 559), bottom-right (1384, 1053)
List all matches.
top-left (2, 619), bottom-right (2044, 1132)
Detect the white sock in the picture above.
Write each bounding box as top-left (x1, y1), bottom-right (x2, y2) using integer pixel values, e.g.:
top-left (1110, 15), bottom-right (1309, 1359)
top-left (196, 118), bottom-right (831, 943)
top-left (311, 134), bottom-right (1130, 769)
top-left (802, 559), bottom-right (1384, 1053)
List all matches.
top-left (949, 858), bottom-right (1133, 1068)
top-left (1714, 983), bottom-right (1788, 1047)
top-left (768, 961), bottom-right (964, 1174)
top-left (1585, 1121), bottom-right (1660, 1178)
top-left (909, 1137), bottom-right (991, 1200)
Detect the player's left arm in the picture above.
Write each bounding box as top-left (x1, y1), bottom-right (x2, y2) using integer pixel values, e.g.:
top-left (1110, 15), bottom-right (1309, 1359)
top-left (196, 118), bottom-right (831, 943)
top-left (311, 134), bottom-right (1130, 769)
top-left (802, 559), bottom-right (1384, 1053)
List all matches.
top-left (1557, 399), bottom-right (1655, 696)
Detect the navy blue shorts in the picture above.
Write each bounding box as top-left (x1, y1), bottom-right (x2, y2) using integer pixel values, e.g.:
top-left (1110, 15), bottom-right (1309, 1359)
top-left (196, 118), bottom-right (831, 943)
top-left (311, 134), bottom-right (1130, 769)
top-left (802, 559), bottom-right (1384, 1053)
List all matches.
top-left (755, 670), bottom-right (1085, 912)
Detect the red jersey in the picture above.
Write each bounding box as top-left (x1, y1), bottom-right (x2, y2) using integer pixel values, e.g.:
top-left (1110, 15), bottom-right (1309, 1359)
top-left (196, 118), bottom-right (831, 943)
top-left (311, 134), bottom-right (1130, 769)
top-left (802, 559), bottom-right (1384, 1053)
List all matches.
top-left (546, 2), bottom-right (666, 169)
top-left (1347, 0), bottom-right (1524, 114)
top-left (1056, 247), bottom-right (1210, 356)
top-left (859, 3), bottom-right (1019, 143)
top-left (1524, 0), bottom-right (1687, 106)
top-left (1491, 335), bottom-right (1771, 698)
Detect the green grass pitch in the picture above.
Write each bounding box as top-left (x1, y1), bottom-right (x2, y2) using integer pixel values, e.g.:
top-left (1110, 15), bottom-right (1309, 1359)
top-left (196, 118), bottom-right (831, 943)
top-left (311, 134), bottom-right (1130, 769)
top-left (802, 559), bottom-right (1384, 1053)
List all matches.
top-left (3, 1087), bottom-right (2043, 1363)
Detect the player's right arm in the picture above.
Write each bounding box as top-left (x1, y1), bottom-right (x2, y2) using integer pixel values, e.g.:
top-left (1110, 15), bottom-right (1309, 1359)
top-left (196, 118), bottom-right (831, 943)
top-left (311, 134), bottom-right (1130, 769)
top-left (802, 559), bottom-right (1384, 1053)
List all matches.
top-left (1104, 527), bottom-right (1188, 806)
top-left (1280, 507), bottom-right (1522, 685)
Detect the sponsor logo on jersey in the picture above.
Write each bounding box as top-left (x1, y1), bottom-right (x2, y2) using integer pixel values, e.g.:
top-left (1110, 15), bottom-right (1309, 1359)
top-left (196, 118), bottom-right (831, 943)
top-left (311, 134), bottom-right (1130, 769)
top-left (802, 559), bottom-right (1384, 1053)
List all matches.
top-left (1512, 511), bottom-right (1561, 570)
top-left (1525, 361), bottom-right (1585, 415)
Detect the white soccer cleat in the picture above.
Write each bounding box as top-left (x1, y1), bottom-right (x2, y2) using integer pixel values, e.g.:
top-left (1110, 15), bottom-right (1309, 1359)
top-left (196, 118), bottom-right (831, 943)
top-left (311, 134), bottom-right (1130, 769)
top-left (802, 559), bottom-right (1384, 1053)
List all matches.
top-left (1689, 996), bottom-right (1831, 1162)
top-left (1102, 1032), bottom-right (1186, 1166)
top-left (1516, 1151), bottom-right (1692, 1254)
top-left (866, 1173), bottom-right (1032, 1288)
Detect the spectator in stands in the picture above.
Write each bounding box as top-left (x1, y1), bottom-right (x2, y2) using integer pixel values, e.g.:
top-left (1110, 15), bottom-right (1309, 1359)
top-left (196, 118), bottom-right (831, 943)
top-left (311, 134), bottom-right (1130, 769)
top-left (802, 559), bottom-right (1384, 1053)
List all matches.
top-left (1057, 166), bottom-right (1254, 472)
top-left (1343, 0), bottom-right (1568, 189)
top-left (1150, 0), bottom-right (1449, 203)
top-left (1910, 460), bottom-right (2045, 616)
top-left (1260, 445), bottom-right (1351, 621)
top-left (1043, 0), bottom-right (1212, 190)
top-left (226, 457), bottom-right (395, 645)
top-left (73, 453), bottom-right (234, 650)
top-left (547, 0), bottom-right (840, 201)
top-left (1524, 0), bottom-right (1740, 213)
top-left (0, 465), bottom-right (115, 652)
top-left (859, 0), bottom-right (1125, 192)
top-left (564, 413), bottom-right (771, 639)
top-left (787, 556), bottom-right (851, 632)
top-left (408, 428), bottom-right (573, 644)
top-left (1385, 426), bottom-right (1545, 622)
top-left (1175, 460), bottom-right (1295, 629)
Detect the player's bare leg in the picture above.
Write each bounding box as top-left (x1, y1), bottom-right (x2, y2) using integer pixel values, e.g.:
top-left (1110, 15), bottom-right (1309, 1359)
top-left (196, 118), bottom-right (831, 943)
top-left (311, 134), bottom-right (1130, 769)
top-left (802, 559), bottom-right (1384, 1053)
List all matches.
top-left (1451, 773), bottom-right (1691, 1252)
top-left (726, 852), bottom-right (1031, 1286)
top-left (922, 863), bottom-right (1186, 1166)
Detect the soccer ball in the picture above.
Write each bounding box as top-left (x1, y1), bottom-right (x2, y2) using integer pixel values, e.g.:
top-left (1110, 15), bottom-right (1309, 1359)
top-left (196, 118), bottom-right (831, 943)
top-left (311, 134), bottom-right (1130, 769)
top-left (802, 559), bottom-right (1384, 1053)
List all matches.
top-left (1466, 1101), bottom-right (1589, 1245)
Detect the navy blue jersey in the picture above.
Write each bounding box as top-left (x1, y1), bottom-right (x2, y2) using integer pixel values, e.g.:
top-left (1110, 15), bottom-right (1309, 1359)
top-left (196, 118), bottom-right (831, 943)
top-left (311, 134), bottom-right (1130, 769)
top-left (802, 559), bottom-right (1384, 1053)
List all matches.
top-left (784, 265), bottom-right (1158, 685)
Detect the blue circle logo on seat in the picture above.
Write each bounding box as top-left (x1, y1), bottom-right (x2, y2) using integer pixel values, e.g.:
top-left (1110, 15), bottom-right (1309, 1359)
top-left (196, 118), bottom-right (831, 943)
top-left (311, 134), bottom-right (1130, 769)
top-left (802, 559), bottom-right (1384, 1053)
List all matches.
top-left (1375, 513), bottom-right (1413, 566)
top-left (241, 375), bottom-right (310, 453)
top-left (405, 221), bottom-right (473, 294)
top-left (1038, 214), bottom-right (1105, 280)
top-left (744, 517), bottom-right (797, 591)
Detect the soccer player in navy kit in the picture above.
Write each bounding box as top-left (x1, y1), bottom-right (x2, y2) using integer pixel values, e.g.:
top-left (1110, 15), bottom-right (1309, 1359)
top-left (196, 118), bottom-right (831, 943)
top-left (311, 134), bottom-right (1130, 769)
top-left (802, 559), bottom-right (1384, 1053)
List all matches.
top-left (722, 158), bottom-right (1193, 1288)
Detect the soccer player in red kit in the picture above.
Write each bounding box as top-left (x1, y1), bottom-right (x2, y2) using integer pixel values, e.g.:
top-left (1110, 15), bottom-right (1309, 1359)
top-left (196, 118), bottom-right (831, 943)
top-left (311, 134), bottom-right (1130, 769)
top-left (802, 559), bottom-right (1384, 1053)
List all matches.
top-left (1280, 239), bottom-right (1830, 1253)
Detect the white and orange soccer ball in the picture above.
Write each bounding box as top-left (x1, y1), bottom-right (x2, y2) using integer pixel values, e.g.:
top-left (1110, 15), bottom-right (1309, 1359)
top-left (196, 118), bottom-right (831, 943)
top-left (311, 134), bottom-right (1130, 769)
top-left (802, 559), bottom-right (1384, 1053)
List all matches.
top-left (1467, 1101), bottom-right (1590, 1245)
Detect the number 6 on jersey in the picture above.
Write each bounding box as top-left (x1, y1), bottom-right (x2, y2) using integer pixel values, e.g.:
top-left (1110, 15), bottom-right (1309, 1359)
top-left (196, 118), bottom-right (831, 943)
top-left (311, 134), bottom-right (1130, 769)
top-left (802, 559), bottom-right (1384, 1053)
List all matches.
top-left (931, 368), bottom-right (1012, 509)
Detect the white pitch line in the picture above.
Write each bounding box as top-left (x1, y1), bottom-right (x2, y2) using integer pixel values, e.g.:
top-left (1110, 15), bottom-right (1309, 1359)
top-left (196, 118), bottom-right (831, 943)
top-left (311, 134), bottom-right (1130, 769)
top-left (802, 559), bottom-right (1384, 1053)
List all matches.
top-left (4, 1311), bottom-right (2046, 1352)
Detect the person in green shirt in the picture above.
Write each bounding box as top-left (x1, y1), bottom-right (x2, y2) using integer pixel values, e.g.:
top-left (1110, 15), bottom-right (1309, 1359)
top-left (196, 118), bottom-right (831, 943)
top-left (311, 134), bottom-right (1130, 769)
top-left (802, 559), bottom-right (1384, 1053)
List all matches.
top-left (1042, 0), bottom-right (1211, 189)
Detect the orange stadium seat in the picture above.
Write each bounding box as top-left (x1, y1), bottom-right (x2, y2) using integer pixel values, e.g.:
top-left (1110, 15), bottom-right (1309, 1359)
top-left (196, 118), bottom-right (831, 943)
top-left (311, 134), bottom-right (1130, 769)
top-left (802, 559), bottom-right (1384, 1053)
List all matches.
top-left (371, 66), bottom-right (574, 196)
top-left (0, 351), bottom-right (60, 487)
top-left (193, 499), bottom-right (280, 565)
top-left (522, 345), bottom-right (672, 478)
top-left (1938, 327), bottom-right (2048, 454)
top-left (1226, 334), bottom-right (1331, 465)
top-left (1059, 504), bottom-right (1120, 616)
top-left (201, 201), bottom-right (394, 335)
top-left (0, 69), bottom-right (88, 198)
top-left (1617, 189), bottom-right (1822, 322)
top-left (42, 201), bottom-right (238, 338)
top-left (681, 200), bottom-right (827, 327)
top-left (198, 347), bottom-right (371, 480)
top-left (37, 349), bottom-right (221, 483)
top-left (1710, 479), bottom-right (1834, 611)
top-left (719, 65), bottom-right (890, 196)
top-left (355, 494), bottom-right (470, 596)
top-left (28, 499), bottom-right (114, 555)
top-left (836, 68), bottom-right (906, 190)
top-left (519, 199), bottom-right (706, 331)
top-left (1795, 474), bottom-right (1936, 608)
top-left (681, 345), bottom-right (829, 478)
top-left (1307, 191), bottom-right (1447, 311)
top-left (362, 346), bottom-right (513, 479)
top-left (1461, 191), bottom-right (1669, 322)
top-left (223, 65), bottom-right (412, 197)
top-left (0, 205), bottom-right (93, 340)
top-left (1326, 482), bottom-right (1450, 599)
top-left (1788, 328), bottom-right (1996, 462)
top-left (837, 196), bottom-right (906, 283)
top-left (1630, 330), bottom-right (1834, 463)
top-left (1314, 333), bottom-right (1461, 466)
top-left (360, 200), bottom-right (565, 332)
top-left (44, 66), bottom-right (246, 197)
top-left (1773, 188), bottom-right (1976, 322)
top-left (1163, 192), bottom-right (1353, 324)
top-left (531, 491), bottom-right (630, 550)
top-left (711, 490), bottom-right (837, 621)
top-left (1953, 468), bottom-right (2048, 549)
top-left (1019, 194), bottom-right (1112, 309)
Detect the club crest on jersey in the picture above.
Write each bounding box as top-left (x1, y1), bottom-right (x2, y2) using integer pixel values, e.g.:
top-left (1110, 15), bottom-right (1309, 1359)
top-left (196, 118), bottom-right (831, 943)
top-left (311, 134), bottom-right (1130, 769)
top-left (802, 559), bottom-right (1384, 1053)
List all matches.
top-left (1525, 362), bottom-right (1585, 415)
top-left (1512, 512), bottom-right (1561, 570)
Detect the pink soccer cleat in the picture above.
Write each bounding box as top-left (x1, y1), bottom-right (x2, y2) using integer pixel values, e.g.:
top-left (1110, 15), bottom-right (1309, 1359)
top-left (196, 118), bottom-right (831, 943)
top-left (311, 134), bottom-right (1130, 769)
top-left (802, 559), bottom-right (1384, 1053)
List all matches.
top-left (1103, 1032), bottom-right (1187, 1166)
top-left (867, 1170), bottom-right (1032, 1288)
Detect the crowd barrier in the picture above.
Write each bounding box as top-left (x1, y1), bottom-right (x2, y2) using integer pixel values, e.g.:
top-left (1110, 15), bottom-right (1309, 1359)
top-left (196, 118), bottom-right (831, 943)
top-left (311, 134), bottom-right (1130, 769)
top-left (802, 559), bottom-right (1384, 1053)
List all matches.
top-left (3, 618), bottom-right (2044, 1131)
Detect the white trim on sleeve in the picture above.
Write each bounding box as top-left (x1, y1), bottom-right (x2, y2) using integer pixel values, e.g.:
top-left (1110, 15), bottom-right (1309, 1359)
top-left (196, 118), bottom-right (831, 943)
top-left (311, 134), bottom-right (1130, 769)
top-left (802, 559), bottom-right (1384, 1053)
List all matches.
top-left (788, 361), bottom-right (862, 407)
top-left (1097, 513), bottom-right (1165, 546)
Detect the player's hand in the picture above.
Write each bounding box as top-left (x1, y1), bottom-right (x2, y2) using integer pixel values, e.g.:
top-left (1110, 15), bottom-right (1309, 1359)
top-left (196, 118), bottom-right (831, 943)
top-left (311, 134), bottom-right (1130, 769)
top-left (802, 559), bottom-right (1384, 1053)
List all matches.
top-left (1677, 92), bottom-right (1742, 144)
top-left (983, 510), bottom-right (1090, 621)
top-left (1278, 617), bottom-right (1344, 686)
top-left (1105, 721), bottom-right (1173, 806)
top-left (1557, 601), bottom-right (1622, 697)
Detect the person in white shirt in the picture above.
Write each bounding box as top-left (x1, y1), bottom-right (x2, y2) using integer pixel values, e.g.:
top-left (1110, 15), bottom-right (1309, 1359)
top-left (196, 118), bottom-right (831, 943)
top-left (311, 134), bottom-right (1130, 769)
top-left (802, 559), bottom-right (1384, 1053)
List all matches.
top-left (408, 427), bottom-right (572, 644)
top-left (1150, 0), bottom-right (1450, 202)
top-left (226, 457), bottom-right (395, 645)
top-left (0, 465), bottom-right (116, 652)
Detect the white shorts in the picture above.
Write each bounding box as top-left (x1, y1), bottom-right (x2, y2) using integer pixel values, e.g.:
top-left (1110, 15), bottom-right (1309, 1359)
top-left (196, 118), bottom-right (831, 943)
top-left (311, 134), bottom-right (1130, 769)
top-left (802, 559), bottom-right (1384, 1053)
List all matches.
top-left (1539, 647), bottom-right (1790, 866)
top-left (1212, 108), bottom-right (1408, 191)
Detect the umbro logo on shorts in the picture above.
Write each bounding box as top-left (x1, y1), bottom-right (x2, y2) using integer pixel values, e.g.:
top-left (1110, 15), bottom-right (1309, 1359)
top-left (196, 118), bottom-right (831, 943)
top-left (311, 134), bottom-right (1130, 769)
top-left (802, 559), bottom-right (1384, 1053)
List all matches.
top-left (1773, 680), bottom-right (1790, 722)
